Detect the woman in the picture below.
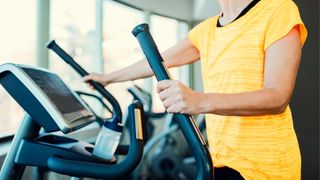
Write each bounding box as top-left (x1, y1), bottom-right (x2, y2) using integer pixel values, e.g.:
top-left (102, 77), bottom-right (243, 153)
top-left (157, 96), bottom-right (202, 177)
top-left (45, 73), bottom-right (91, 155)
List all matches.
top-left (84, 0), bottom-right (307, 179)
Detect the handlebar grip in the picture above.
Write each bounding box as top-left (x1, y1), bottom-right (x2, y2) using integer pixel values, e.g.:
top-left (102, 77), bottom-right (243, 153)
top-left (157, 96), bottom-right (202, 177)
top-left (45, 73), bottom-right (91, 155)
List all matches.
top-left (132, 24), bottom-right (170, 81)
top-left (132, 23), bottom-right (213, 180)
top-left (47, 40), bottom-right (89, 77)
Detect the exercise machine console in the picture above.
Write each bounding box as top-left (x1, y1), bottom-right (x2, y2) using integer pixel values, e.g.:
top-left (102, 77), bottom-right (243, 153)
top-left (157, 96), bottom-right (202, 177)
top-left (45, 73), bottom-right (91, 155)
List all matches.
top-left (0, 63), bottom-right (145, 179)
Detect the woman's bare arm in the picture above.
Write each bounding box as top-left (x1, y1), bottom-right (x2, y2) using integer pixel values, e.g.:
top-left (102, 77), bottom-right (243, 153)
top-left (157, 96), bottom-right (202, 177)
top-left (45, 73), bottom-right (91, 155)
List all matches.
top-left (83, 38), bottom-right (199, 86)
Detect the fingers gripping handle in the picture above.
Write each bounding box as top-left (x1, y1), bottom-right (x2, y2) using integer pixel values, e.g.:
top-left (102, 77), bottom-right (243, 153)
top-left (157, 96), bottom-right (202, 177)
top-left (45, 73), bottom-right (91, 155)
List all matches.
top-left (132, 23), bottom-right (213, 180)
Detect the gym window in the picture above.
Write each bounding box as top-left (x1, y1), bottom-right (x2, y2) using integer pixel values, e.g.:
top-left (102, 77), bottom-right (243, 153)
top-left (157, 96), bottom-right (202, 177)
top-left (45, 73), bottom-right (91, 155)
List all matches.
top-left (0, 0), bottom-right (36, 137)
top-left (49, 0), bottom-right (96, 92)
top-left (102, 0), bottom-right (144, 115)
top-left (49, 0), bottom-right (106, 117)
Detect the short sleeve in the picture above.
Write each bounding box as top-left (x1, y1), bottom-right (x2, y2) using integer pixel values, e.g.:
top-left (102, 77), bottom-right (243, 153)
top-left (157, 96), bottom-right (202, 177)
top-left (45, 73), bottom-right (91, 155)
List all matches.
top-left (264, 1), bottom-right (307, 50)
top-left (188, 17), bottom-right (215, 50)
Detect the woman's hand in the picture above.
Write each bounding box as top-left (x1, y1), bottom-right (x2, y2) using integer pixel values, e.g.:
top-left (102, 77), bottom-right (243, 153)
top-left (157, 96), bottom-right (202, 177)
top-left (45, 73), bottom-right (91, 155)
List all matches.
top-left (157, 80), bottom-right (205, 114)
top-left (83, 73), bottom-right (109, 89)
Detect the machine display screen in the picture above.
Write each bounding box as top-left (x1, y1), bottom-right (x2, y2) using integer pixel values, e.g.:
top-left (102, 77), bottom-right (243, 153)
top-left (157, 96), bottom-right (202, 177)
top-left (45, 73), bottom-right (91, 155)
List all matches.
top-left (22, 68), bottom-right (87, 115)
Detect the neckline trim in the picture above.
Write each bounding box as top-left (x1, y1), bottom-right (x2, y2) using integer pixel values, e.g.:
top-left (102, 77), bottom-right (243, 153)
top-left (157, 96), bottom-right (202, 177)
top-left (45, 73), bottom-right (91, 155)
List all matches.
top-left (217, 0), bottom-right (261, 28)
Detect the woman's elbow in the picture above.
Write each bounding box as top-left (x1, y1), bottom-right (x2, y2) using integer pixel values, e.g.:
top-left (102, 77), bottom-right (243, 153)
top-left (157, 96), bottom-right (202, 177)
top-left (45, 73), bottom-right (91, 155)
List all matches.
top-left (269, 95), bottom-right (290, 114)
top-left (271, 104), bottom-right (288, 114)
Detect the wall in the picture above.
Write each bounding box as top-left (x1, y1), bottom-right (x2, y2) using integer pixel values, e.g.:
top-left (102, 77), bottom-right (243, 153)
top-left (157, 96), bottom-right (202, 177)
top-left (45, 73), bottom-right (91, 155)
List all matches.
top-left (116, 0), bottom-right (193, 21)
top-left (290, 0), bottom-right (319, 179)
top-left (116, 0), bottom-right (221, 21)
top-left (193, 0), bottom-right (220, 20)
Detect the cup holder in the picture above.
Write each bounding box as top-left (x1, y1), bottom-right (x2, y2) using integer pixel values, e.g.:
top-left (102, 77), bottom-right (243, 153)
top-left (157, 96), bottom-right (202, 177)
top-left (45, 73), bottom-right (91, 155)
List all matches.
top-left (85, 146), bottom-right (117, 164)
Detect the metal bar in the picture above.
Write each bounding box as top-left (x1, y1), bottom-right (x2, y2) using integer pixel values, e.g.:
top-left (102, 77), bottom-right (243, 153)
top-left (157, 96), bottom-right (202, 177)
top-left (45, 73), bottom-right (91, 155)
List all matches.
top-left (36, 0), bottom-right (50, 68)
top-left (95, 0), bottom-right (105, 115)
top-left (0, 114), bottom-right (41, 180)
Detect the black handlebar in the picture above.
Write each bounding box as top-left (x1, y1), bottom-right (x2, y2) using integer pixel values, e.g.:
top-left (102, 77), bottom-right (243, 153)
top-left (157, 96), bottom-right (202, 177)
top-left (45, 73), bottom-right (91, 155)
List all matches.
top-left (47, 40), bottom-right (122, 123)
top-left (75, 91), bottom-right (113, 114)
top-left (132, 23), bottom-right (213, 180)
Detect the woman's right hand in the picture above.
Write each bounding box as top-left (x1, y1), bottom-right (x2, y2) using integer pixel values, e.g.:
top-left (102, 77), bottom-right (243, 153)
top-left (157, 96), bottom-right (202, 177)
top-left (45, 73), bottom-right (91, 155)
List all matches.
top-left (83, 73), bottom-right (109, 89)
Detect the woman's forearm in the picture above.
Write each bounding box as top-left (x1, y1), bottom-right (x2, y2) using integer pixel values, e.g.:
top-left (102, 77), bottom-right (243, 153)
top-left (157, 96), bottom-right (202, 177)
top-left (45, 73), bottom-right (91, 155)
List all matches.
top-left (108, 59), bottom-right (153, 83)
top-left (200, 88), bottom-right (289, 116)
top-left (157, 80), bottom-right (291, 116)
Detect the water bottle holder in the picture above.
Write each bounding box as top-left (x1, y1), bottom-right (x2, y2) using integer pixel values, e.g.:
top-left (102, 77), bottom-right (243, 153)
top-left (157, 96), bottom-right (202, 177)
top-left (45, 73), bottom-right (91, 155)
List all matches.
top-left (85, 146), bottom-right (117, 164)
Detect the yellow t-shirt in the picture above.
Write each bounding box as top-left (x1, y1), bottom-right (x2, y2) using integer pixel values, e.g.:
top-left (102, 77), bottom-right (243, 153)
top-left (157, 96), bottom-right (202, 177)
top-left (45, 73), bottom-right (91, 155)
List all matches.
top-left (188, 0), bottom-right (307, 179)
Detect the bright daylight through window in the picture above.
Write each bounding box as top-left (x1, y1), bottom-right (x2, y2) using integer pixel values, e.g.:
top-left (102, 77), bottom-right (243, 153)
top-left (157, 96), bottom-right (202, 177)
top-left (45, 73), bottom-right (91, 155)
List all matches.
top-left (0, 0), bottom-right (189, 137)
top-left (0, 1), bottom-right (36, 137)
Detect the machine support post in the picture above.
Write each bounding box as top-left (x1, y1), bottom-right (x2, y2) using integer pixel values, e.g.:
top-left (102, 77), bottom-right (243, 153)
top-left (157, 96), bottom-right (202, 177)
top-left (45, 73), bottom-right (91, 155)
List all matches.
top-left (0, 114), bottom-right (41, 180)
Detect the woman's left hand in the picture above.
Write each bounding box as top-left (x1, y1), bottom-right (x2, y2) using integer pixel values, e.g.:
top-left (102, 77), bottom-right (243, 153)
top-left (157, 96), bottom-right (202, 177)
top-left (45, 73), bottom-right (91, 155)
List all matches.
top-left (157, 80), bottom-right (205, 114)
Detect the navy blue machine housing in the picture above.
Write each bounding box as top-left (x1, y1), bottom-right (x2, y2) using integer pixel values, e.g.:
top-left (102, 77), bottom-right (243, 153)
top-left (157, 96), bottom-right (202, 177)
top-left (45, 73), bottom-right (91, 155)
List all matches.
top-left (0, 71), bottom-right (59, 132)
top-left (132, 23), bottom-right (214, 180)
top-left (47, 102), bottom-right (145, 178)
top-left (0, 64), bottom-right (95, 133)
